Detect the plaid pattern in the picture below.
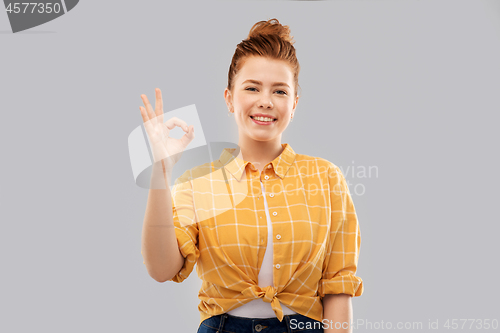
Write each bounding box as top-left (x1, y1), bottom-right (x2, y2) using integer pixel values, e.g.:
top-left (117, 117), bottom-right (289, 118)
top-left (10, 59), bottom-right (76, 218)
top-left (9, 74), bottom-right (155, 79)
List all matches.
top-left (143, 143), bottom-right (363, 325)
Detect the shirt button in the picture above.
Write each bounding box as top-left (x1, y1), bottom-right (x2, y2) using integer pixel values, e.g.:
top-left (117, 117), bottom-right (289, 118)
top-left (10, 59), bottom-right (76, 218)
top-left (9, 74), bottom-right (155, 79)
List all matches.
top-left (272, 211), bottom-right (277, 216)
top-left (275, 264), bottom-right (281, 269)
top-left (264, 175), bottom-right (269, 180)
top-left (269, 193), bottom-right (274, 198)
top-left (267, 165), bottom-right (272, 169)
top-left (276, 234), bottom-right (281, 240)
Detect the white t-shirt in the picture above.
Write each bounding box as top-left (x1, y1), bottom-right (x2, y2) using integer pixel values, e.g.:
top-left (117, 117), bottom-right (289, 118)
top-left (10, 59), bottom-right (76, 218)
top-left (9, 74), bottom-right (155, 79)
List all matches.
top-left (226, 181), bottom-right (297, 318)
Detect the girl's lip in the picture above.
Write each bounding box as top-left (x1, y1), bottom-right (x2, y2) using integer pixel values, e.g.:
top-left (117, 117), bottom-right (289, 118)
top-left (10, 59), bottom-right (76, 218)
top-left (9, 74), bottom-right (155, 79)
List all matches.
top-left (250, 114), bottom-right (277, 119)
top-left (250, 116), bottom-right (276, 125)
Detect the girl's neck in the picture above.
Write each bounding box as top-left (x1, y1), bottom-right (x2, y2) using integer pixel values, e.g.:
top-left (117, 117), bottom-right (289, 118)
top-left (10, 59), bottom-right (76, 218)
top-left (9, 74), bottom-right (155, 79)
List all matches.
top-left (236, 137), bottom-right (284, 172)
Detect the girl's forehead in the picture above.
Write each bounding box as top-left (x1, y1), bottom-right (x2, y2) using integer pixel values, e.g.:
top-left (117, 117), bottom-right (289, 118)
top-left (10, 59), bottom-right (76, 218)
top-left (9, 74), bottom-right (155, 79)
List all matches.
top-left (236, 58), bottom-right (293, 82)
top-left (241, 56), bottom-right (289, 69)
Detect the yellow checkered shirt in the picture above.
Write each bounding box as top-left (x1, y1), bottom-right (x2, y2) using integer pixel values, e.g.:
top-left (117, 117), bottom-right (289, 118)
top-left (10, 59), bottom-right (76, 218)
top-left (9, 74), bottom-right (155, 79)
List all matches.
top-left (142, 143), bottom-right (363, 325)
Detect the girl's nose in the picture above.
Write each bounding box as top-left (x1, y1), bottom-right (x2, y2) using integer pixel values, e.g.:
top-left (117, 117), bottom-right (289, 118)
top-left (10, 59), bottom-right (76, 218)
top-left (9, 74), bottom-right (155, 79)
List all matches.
top-left (258, 96), bottom-right (273, 109)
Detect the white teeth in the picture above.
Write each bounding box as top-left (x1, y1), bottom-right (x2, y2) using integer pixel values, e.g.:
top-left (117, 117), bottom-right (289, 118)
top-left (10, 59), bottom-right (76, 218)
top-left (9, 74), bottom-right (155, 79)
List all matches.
top-left (252, 116), bottom-right (275, 122)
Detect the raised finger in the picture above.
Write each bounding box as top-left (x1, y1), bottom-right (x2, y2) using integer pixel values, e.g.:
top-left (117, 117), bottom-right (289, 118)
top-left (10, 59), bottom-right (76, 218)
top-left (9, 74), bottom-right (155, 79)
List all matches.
top-left (139, 106), bottom-right (156, 134)
top-left (139, 106), bottom-right (149, 123)
top-left (141, 94), bottom-right (156, 121)
top-left (155, 88), bottom-right (164, 124)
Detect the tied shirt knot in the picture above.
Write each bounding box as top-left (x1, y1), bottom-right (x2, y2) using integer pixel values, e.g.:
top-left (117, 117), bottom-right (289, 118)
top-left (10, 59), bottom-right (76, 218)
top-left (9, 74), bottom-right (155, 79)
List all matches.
top-left (241, 285), bottom-right (284, 321)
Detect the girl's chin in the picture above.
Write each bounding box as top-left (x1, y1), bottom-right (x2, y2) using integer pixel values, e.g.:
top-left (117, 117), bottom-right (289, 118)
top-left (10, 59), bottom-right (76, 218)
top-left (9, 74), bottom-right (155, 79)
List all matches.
top-left (247, 133), bottom-right (278, 142)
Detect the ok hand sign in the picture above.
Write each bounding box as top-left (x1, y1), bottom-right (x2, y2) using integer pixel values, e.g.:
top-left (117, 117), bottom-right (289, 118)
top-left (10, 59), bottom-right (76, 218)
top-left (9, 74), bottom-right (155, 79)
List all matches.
top-left (139, 88), bottom-right (195, 167)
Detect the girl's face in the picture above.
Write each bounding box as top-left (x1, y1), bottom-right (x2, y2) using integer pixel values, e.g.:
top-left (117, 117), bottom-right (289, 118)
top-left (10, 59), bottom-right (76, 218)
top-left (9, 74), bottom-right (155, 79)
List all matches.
top-left (224, 56), bottom-right (299, 144)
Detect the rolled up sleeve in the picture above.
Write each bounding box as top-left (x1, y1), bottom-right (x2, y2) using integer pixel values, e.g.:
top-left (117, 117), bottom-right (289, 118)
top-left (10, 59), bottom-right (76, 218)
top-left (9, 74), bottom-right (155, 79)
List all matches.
top-left (141, 170), bottom-right (200, 283)
top-left (319, 164), bottom-right (363, 298)
top-left (166, 170), bottom-right (200, 283)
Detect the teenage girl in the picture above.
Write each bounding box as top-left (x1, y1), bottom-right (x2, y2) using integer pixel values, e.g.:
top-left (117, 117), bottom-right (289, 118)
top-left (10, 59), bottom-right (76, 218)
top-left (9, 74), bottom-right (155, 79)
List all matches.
top-left (140, 18), bottom-right (363, 333)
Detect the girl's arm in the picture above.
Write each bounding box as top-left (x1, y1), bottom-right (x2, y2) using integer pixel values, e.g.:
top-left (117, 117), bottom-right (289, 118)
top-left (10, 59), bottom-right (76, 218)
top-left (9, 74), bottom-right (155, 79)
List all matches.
top-left (323, 294), bottom-right (352, 333)
top-left (141, 161), bottom-right (184, 282)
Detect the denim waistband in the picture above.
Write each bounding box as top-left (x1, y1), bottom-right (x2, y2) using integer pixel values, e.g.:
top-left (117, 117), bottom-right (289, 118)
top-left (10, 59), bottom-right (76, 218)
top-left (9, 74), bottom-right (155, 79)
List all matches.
top-left (199, 312), bottom-right (324, 333)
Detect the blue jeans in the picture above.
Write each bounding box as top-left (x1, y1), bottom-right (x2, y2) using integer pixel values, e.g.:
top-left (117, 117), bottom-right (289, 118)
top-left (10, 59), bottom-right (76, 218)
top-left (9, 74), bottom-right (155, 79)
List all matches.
top-left (197, 313), bottom-right (324, 333)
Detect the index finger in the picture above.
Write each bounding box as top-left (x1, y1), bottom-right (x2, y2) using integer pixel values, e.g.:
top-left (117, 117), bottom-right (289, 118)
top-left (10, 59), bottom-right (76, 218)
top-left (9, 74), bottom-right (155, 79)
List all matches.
top-left (165, 117), bottom-right (188, 131)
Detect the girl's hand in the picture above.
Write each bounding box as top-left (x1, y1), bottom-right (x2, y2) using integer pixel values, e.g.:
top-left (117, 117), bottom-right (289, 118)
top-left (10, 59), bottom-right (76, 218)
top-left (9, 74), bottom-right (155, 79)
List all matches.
top-left (139, 88), bottom-right (195, 166)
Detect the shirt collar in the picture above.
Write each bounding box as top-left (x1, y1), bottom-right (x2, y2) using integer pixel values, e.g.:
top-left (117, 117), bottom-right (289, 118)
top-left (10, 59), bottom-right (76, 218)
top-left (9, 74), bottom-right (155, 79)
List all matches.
top-left (217, 143), bottom-right (296, 181)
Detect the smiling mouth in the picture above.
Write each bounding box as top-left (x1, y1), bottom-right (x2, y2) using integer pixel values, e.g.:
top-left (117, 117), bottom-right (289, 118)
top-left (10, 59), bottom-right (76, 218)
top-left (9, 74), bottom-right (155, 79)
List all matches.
top-left (250, 116), bottom-right (277, 122)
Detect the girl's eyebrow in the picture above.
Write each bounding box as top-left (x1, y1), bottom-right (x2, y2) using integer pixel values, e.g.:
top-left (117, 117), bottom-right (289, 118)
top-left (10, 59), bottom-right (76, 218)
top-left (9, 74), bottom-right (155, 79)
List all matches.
top-left (242, 79), bottom-right (290, 88)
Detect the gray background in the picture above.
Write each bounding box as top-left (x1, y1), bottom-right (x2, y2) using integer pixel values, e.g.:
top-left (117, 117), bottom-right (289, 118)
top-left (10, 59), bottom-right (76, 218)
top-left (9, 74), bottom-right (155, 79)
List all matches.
top-left (1, 0), bottom-right (499, 332)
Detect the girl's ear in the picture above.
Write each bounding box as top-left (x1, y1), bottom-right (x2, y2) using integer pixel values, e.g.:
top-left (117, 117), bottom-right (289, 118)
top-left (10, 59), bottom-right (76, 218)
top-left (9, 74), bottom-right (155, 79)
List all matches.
top-left (292, 94), bottom-right (300, 111)
top-left (224, 87), bottom-right (233, 110)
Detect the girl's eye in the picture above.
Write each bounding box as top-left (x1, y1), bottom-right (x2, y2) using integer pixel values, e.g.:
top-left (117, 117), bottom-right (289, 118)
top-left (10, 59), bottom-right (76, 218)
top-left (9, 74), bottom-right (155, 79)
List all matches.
top-left (245, 87), bottom-right (287, 95)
